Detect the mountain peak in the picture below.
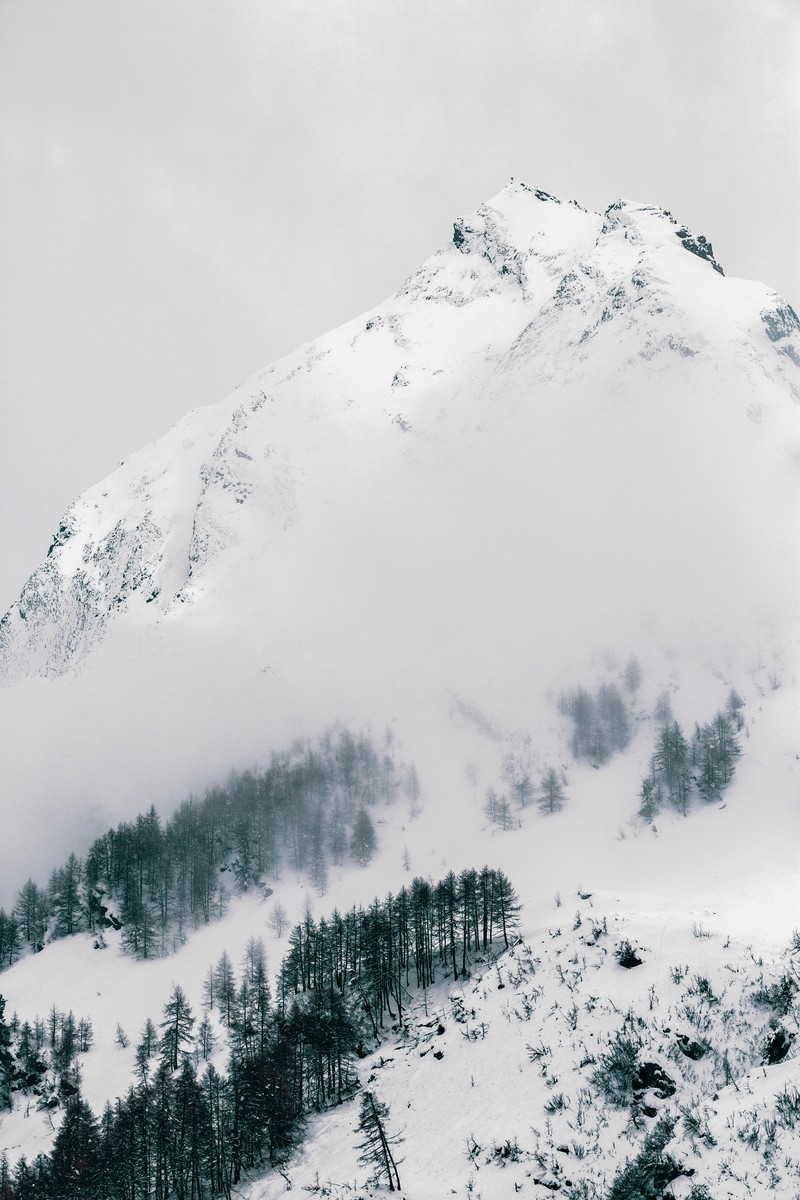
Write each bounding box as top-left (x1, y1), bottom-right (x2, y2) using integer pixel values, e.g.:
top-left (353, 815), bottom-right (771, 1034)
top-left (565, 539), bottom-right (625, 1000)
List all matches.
top-left (451, 183), bottom-right (725, 281)
top-left (0, 182), bottom-right (796, 695)
top-left (601, 198), bottom-right (724, 273)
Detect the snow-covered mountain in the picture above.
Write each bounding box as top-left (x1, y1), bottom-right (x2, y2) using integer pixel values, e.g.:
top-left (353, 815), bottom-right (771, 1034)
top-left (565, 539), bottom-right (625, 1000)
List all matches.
top-left (3, 181), bottom-right (799, 688)
top-left (1, 181), bottom-right (799, 904)
top-left (1, 181), bottom-right (800, 1197)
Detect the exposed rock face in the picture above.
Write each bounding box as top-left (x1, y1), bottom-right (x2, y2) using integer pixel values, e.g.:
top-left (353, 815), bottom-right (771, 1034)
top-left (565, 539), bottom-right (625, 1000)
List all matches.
top-left (675, 226), bottom-right (725, 274)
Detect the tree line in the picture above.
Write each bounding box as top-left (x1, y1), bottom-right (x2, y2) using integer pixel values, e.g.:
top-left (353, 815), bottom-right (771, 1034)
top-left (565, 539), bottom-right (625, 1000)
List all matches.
top-left (0, 728), bottom-right (403, 969)
top-left (0, 865), bottom-right (519, 1198)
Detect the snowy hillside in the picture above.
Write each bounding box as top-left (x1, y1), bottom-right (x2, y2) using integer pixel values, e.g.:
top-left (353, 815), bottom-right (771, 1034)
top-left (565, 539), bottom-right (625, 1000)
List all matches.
top-left (1, 698), bottom-right (799, 1196)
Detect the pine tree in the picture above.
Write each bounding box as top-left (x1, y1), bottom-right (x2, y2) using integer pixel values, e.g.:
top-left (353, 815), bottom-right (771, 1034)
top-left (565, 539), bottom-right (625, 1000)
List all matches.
top-left (351, 809), bottom-right (376, 865)
top-left (539, 767), bottom-right (566, 815)
top-left (159, 985), bottom-right (195, 1072)
top-left (638, 773), bottom-right (662, 822)
top-left (492, 871), bottom-right (521, 949)
top-left (355, 1091), bottom-right (402, 1191)
top-left (49, 1092), bottom-right (102, 1199)
top-left (50, 853), bottom-right (84, 939)
top-left (213, 951), bottom-right (237, 1027)
top-left (0, 995), bottom-right (12, 1110)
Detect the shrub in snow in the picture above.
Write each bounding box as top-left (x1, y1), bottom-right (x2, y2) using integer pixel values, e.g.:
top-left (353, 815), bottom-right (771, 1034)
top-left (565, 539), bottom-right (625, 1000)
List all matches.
top-left (607, 1116), bottom-right (684, 1200)
top-left (591, 1030), bottom-right (641, 1107)
top-left (614, 939), bottom-right (643, 969)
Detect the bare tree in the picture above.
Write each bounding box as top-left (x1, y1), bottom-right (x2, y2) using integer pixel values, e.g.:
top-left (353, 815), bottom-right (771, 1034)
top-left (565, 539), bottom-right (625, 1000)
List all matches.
top-left (268, 901), bottom-right (289, 939)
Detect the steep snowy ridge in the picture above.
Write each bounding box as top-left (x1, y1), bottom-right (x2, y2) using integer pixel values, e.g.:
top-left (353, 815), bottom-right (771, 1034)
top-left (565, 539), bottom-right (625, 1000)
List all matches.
top-left (2, 181), bottom-right (797, 688)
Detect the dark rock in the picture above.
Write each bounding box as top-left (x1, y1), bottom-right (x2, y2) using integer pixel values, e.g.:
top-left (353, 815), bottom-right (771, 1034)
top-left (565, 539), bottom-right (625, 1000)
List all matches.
top-left (632, 1061), bottom-right (676, 1099)
top-left (676, 1033), bottom-right (707, 1061)
top-left (764, 1028), bottom-right (793, 1065)
top-left (675, 227), bottom-right (724, 274)
top-left (762, 304), bottom-right (800, 342)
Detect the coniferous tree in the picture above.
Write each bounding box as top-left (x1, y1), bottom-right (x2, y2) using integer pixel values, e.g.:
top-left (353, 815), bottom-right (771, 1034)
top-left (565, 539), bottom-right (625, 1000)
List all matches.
top-left (120, 892), bottom-right (158, 961)
top-left (351, 809), bottom-right (376, 865)
top-left (0, 909), bottom-right (21, 967)
top-left (638, 773), bottom-right (662, 822)
top-left (539, 768), bottom-right (566, 815)
top-left (355, 1091), bottom-right (402, 1191)
top-left (491, 870), bottom-right (521, 949)
top-left (49, 1092), bottom-right (102, 1199)
top-left (14, 879), bottom-right (48, 952)
top-left (214, 952), bottom-right (237, 1028)
top-left (725, 687), bottom-right (745, 731)
top-left (0, 1151), bottom-right (12, 1199)
top-left (159, 985), bottom-right (195, 1072)
top-left (50, 854), bottom-right (84, 939)
top-left (0, 996), bottom-right (12, 1111)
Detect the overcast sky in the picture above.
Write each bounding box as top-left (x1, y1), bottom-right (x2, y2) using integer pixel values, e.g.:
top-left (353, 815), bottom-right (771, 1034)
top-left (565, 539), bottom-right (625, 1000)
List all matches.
top-left (1, 0), bottom-right (798, 610)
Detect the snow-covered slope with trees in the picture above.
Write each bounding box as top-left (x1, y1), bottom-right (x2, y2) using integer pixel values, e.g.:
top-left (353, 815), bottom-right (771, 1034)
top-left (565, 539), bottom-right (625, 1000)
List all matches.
top-left (0, 182), bottom-right (799, 1196)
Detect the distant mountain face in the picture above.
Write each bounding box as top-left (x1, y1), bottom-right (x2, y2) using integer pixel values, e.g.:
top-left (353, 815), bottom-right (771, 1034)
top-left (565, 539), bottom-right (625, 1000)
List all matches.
top-left (2, 181), bottom-right (799, 714)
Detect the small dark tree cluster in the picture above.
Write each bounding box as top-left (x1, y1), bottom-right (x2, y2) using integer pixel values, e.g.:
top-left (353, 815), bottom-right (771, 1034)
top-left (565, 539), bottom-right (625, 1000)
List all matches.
top-left (539, 767), bottom-right (566, 815)
top-left (279, 867), bottom-right (520, 1028)
top-left (483, 787), bottom-right (515, 830)
top-left (639, 694), bottom-right (742, 820)
top-left (2, 1002), bottom-right (93, 1111)
top-left (1, 728), bottom-right (397, 965)
top-left (559, 680), bottom-right (632, 765)
top-left (0, 995), bottom-right (12, 1111)
top-left (487, 763), bottom-right (566, 822)
top-left (0, 912), bottom-right (21, 968)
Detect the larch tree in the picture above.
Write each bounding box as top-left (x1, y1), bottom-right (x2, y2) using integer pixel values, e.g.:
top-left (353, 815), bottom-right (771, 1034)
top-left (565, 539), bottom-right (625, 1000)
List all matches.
top-left (159, 984), bottom-right (195, 1073)
top-left (355, 1091), bottom-right (402, 1191)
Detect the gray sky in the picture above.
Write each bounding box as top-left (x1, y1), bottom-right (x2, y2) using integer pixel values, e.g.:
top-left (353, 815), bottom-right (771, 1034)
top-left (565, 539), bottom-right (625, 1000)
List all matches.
top-left (1, 0), bottom-right (798, 610)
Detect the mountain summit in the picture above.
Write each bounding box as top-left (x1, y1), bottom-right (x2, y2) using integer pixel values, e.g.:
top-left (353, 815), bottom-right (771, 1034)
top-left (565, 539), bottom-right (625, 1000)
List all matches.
top-left (2, 181), bottom-right (798, 693)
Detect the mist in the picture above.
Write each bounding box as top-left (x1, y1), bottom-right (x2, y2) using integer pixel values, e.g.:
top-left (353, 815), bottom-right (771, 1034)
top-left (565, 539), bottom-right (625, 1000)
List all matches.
top-left (1, 305), bottom-right (797, 907)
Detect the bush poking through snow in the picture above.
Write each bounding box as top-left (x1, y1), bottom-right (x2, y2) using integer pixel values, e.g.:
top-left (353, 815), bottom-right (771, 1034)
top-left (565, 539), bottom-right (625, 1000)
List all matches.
top-left (591, 1030), bottom-right (641, 1107)
top-left (606, 1116), bottom-right (684, 1200)
top-left (614, 939), bottom-right (643, 969)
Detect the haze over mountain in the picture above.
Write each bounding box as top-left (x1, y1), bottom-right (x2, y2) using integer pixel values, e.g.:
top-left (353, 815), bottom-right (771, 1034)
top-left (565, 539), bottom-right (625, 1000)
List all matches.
top-left (1, 181), bottom-right (799, 903)
top-left (2, 180), bottom-right (800, 1198)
